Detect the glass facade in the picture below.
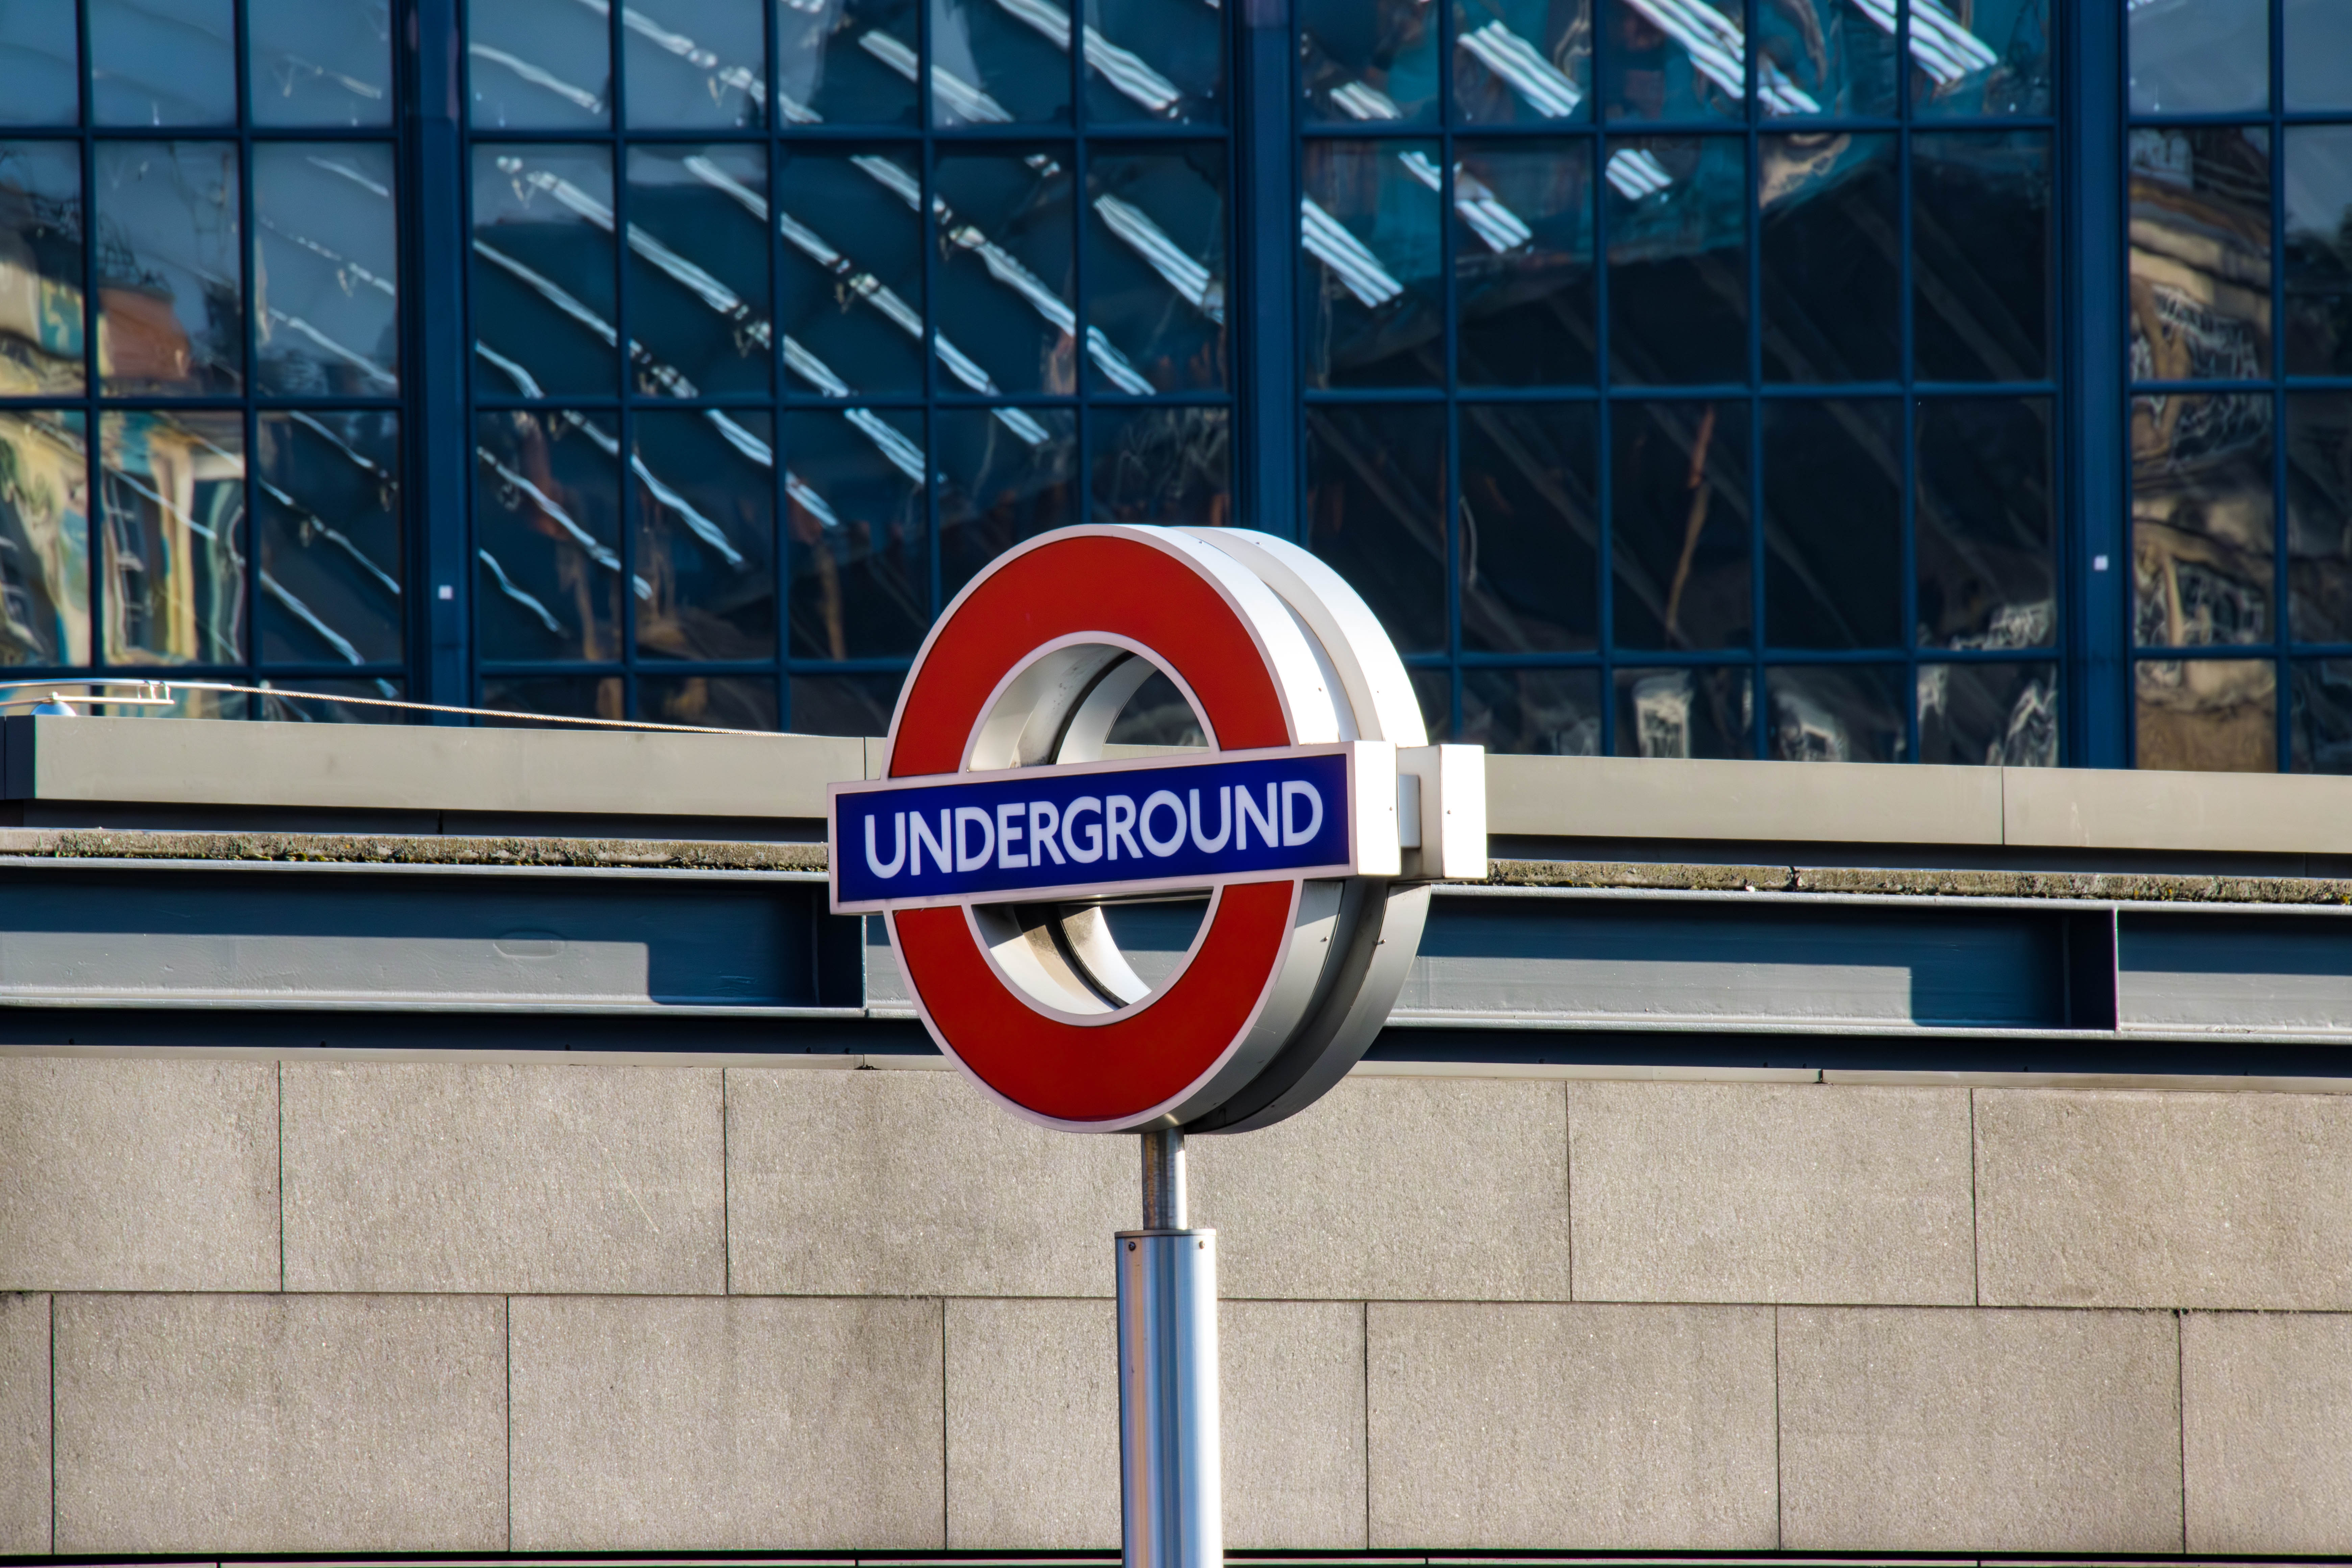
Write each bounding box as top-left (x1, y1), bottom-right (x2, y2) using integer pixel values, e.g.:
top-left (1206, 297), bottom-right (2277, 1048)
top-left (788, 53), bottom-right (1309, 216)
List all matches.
top-left (0, 0), bottom-right (2325, 771)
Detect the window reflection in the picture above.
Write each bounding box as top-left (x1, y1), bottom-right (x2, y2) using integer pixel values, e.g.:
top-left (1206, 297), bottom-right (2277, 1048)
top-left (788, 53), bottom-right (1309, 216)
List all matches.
top-left (480, 673), bottom-right (623, 722)
top-left (775, 0), bottom-right (920, 125)
top-left (778, 149), bottom-right (928, 396)
top-left (1091, 404), bottom-right (1228, 523)
top-left (100, 409), bottom-right (245, 665)
top-left (1913, 131), bottom-right (2049, 384)
top-left (626, 145), bottom-right (771, 397)
top-left (1452, 0), bottom-right (1589, 124)
top-left (1303, 139), bottom-right (1442, 388)
top-left (2138, 657), bottom-right (2275, 772)
top-left (930, 0), bottom-right (1071, 124)
top-left (1611, 399), bottom-right (1747, 651)
top-left (2293, 659), bottom-right (2352, 772)
top-left (90, 0), bottom-right (235, 126)
top-left (941, 406), bottom-right (1075, 597)
top-left (790, 671), bottom-right (904, 736)
top-left (1764, 399), bottom-right (1901, 651)
top-left (2129, 127), bottom-right (2272, 385)
top-left (1300, 0), bottom-right (1439, 125)
top-left (2129, 0), bottom-right (2268, 116)
top-left (96, 142), bottom-right (242, 396)
top-left (2285, 127), bottom-right (2352, 378)
top-left (253, 143), bottom-right (399, 395)
top-left (1599, 0), bottom-right (1744, 122)
top-left (0, 409), bottom-right (89, 666)
top-left (248, 0), bottom-right (395, 128)
top-left (256, 679), bottom-right (405, 720)
top-left (2286, 394), bottom-right (2352, 645)
top-left (256, 410), bottom-right (401, 666)
top-left (785, 406), bottom-right (929, 660)
top-left (936, 149), bottom-right (1077, 395)
top-left (626, 0), bottom-right (766, 129)
top-left (1916, 397), bottom-right (2055, 653)
top-left (642, 673), bottom-right (779, 730)
top-left (1456, 139), bottom-right (1593, 386)
top-left (468, 0), bottom-right (611, 128)
top-left (1756, 0), bottom-right (1895, 119)
top-left (474, 408), bottom-right (623, 662)
top-left (471, 145), bottom-right (617, 398)
top-left (1086, 0), bottom-right (1222, 125)
top-left (0, 5), bottom-right (81, 126)
top-left (0, 142), bottom-right (84, 396)
top-left (1459, 401), bottom-right (1596, 653)
top-left (634, 409), bottom-right (776, 662)
top-left (2133, 392), bottom-right (2273, 652)
top-left (1613, 665), bottom-right (1748, 758)
top-left (1607, 136), bottom-right (1744, 386)
top-left (1088, 146), bottom-right (1226, 394)
top-left (1306, 403), bottom-right (1444, 653)
top-left (1761, 132), bottom-right (1897, 385)
top-left (1766, 664), bottom-right (1905, 762)
top-left (1462, 667), bottom-right (1599, 754)
top-left (2286, 0), bottom-right (2352, 112)
top-left (1912, 0), bottom-right (2048, 119)
top-left (1918, 661), bottom-right (2056, 766)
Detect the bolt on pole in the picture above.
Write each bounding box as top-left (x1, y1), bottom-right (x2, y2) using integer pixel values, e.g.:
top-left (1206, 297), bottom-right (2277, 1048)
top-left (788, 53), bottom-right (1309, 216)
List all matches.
top-left (1118, 1127), bottom-right (1221, 1568)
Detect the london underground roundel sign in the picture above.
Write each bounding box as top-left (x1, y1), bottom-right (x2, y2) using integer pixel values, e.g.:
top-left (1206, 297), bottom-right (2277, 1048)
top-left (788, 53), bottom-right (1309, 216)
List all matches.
top-left (829, 526), bottom-right (1486, 1134)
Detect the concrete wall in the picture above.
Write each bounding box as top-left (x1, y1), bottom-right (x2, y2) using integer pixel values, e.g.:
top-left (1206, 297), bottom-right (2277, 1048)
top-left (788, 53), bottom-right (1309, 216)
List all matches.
top-left (4, 1055), bottom-right (2349, 1555)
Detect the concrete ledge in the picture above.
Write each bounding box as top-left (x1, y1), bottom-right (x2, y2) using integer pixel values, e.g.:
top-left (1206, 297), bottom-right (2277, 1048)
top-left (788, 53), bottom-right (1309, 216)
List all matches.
top-left (1486, 754), bottom-right (2004, 846)
top-left (2005, 763), bottom-right (2352, 854)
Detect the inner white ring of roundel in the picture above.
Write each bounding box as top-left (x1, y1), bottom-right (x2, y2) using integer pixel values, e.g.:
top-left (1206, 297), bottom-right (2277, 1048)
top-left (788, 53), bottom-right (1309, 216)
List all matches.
top-left (881, 524), bottom-right (1441, 1134)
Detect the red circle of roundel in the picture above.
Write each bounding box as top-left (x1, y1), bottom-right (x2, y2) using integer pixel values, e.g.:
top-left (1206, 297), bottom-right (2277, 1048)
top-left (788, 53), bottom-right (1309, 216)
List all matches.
top-left (888, 533), bottom-right (1305, 1126)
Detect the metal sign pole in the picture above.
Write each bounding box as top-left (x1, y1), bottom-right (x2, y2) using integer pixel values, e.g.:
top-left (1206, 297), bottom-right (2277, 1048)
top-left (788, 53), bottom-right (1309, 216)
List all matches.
top-left (1117, 1128), bottom-right (1221, 1568)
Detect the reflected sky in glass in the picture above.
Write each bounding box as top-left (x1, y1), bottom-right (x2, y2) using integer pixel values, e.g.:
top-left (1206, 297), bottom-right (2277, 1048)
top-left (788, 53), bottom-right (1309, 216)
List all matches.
top-left (249, 0), bottom-right (395, 127)
top-left (95, 141), bottom-right (243, 396)
top-left (0, 4), bottom-right (80, 126)
top-left (1452, 0), bottom-right (1588, 124)
top-left (90, 0), bottom-right (235, 126)
top-left (779, 149), bottom-right (928, 396)
top-left (931, 0), bottom-right (1070, 124)
top-left (776, 0), bottom-right (920, 125)
top-left (935, 149), bottom-right (1075, 395)
top-left (626, 144), bottom-right (771, 397)
top-left (627, 0), bottom-right (766, 129)
top-left (1300, 0), bottom-right (1439, 125)
top-left (2287, 0), bottom-right (2352, 111)
top-left (1087, 0), bottom-right (1222, 124)
top-left (471, 145), bottom-right (617, 398)
top-left (2130, 0), bottom-right (2268, 116)
top-left (1302, 139), bottom-right (1442, 388)
top-left (256, 409), bottom-right (402, 666)
top-left (469, 0), bottom-right (611, 128)
top-left (1086, 145), bottom-right (1225, 393)
top-left (253, 143), bottom-right (399, 396)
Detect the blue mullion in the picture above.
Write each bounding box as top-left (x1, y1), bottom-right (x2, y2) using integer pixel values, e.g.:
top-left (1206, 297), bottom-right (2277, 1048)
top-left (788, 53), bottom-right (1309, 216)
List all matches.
top-left (604, 0), bottom-right (638, 722)
top-left (766, 0), bottom-right (789, 730)
top-left (1439, 0), bottom-right (1462, 747)
top-left (1898, 0), bottom-right (1918, 762)
top-left (237, 0), bottom-right (261, 698)
top-left (1069, 0), bottom-right (1088, 539)
top-left (2067, 0), bottom-right (2129, 767)
top-left (2271, 0), bottom-right (2292, 770)
top-left (74, 0), bottom-right (99, 676)
top-left (1745, 0), bottom-right (1766, 758)
top-left (1233, 0), bottom-right (1295, 540)
top-left (1592, 71), bottom-right (1615, 755)
top-left (410, 0), bottom-right (471, 714)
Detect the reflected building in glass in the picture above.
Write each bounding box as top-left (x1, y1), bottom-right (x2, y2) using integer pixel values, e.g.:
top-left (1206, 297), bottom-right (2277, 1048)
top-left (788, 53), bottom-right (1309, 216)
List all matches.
top-left (0, 0), bottom-right (2339, 769)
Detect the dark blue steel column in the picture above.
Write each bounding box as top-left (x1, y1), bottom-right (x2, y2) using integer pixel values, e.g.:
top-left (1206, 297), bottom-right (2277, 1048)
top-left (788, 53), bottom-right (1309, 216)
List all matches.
top-left (406, 0), bottom-right (471, 715)
top-left (1233, 0), bottom-right (1297, 541)
top-left (2062, 0), bottom-right (2127, 767)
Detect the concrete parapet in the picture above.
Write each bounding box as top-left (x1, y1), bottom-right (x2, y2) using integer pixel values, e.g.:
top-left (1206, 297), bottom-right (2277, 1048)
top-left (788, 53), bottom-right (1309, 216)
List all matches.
top-left (2183, 1309), bottom-right (2352, 1553)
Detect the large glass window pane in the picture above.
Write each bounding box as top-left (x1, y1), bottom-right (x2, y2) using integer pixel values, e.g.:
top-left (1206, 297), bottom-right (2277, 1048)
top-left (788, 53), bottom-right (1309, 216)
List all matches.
top-left (1087, 0), bottom-right (1222, 125)
top-left (634, 409), bottom-right (776, 662)
top-left (1459, 402), bottom-right (1596, 653)
top-left (1766, 663), bottom-right (1905, 761)
top-left (1918, 661), bottom-right (2057, 765)
top-left (469, 0), bottom-right (611, 128)
top-left (249, 0), bottom-right (395, 127)
top-left (1761, 132), bottom-right (1898, 385)
top-left (2286, 127), bottom-right (2352, 378)
top-left (1453, 0), bottom-right (1589, 124)
top-left (1091, 404), bottom-right (1228, 522)
top-left (1763, 398), bottom-right (1902, 651)
top-left (90, 0), bottom-right (234, 126)
top-left (95, 142), bottom-right (242, 397)
top-left (0, 5), bottom-right (81, 126)
top-left (1913, 131), bottom-right (2049, 384)
top-left (936, 149), bottom-right (1076, 395)
top-left (1917, 397), bottom-right (2055, 652)
top-left (626, 0), bottom-right (766, 129)
top-left (1303, 140), bottom-right (1442, 388)
top-left (471, 146), bottom-right (617, 399)
top-left (0, 409), bottom-right (89, 665)
top-left (256, 410), bottom-right (401, 666)
top-left (776, 0), bottom-right (919, 125)
top-left (2133, 392), bottom-right (2273, 651)
top-left (2130, 127), bottom-right (2272, 384)
top-left (941, 406), bottom-right (1076, 597)
top-left (480, 673), bottom-right (623, 721)
top-left (2129, 0), bottom-right (2267, 116)
top-left (930, 0), bottom-right (1070, 125)
top-left (626, 145), bottom-right (771, 398)
top-left (2287, 393), bottom-right (2352, 645)
top-left (474, 409), bottom-right (623, 662)
top-left (255, 679), bottom-right (405, 721)
top-left (2285, 0), bottom-right (2352, 112)
top-left (1606, 136), bottom-right (1744, 387)
top-left (1300, 0), bottom-right (1438, 125)
top-left (642, 672), bottom-right (779, 730)
top-left (1611, 399), bottom-right (1748, 651)
top-left (1757, 0), bottom-right (1894, 119)
top-left (785, 406), bottom-right (929, 659)
top-left (1461, 666), bottom-right (1599, 753)
top-left (791, 670), bottom-right (903, 734)
top-left (1911, 0), bottom-right (2050, 119)
top-left (253, 143), bottom-right (399, 396)
top-left (0, 142), bottom-right (84, 396)
top-left (1614, 665), bottom-right (1749, 757)
top-left (2137, 657), bottom-right (2275, 771)
top-left (1599, 0), bottom-right (1745, 122)
top-left (2293, 658), bottom-right (2352, 771)
top-left (100, 410), bottom-right (245, 665)
top-left (1456, 139), bottom-right (1593, 387)
top-left (779, 148), bottom-right (926, 397)
top-left (1306, 403), bottom-right (1445, 653)
top-left (1087, 146), bottom-right (1225, 394)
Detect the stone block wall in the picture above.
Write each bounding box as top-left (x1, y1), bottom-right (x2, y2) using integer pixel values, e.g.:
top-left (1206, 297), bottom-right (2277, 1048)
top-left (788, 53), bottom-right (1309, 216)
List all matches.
top-left (3, 1056), bottom-right (2349, 1555)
